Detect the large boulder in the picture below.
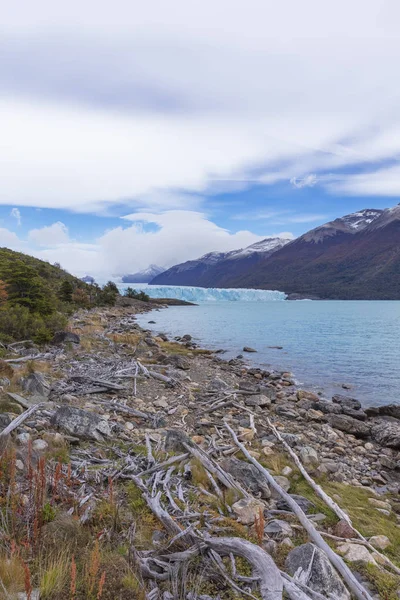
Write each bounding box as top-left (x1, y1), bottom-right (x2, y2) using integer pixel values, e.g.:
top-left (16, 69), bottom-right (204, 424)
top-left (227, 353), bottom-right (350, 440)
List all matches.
top-left (221, 457), bottom-right (270, 498)
top-left (276, 494), bottom-right (316, 514)
top-left (329, 414), bottom-right (370, 438)
top-left (51, 406), bottom-right (111, 441)
top-left (52, 331), bottom-right (80, 345)
top-left (371, 419), bottom-right (400, 449)
top-left (286, 543), bottom-right (350, 600)
top-left (376, 404), bottom-right (400, 420)
top-left (232, 498), bottom-right (265, 525)
top-left (312, 400), bottom-right (342, 415)
top-left (332, 394), bottom-right (361, 411)
top-left (163, 354), bottom-right (190, 370)
top-left (265, 519), bottom-right (293, 540)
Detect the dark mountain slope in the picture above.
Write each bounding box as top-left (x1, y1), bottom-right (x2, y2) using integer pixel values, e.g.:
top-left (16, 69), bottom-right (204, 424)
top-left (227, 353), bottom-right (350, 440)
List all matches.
top-left (226, 207), bottom-right (400, 299)
top-left (150, 237), bottom-right (290, 286)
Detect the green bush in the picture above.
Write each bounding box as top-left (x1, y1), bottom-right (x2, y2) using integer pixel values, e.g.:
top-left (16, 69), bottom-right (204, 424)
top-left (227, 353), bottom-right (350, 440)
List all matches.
top-left (0, 305), bottom-right (67, 344)
top-left (124, 287), bottom-right (150, 302)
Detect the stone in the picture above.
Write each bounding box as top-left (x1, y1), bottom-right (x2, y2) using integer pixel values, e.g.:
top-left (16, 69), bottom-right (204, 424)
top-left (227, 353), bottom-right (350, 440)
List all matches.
top-left (51, 406), bottom-right (111, 441)
top-left (307, 409), bottom-right (326, 422)
top-left (154, 398), bottom-right (169, 409)
top-left (377, 404), bottom-right (400, 420)
top-left (333, 519), bottom-right (357, 539)
top-left (144, 337), bottom-right (158, 347)
top-left (32, 439), bottom-right (49, 452)
top-left (272, 476), bottom-right (291, 493)
top-left (276, 494), bottom-right (316, 514)
top-left (43, 432), bottom-right (65, 446)
top-left (368, 498), bottom-right (391, 511)
top-left (16, 459), bottom-right (24, 471)
top-left (21, 372), bottom-right (50, 398)
top-left (232, 498), bottom-right (264, 525)
top-left (371, 420), bottom-right (400, 449)
top-left (238, 427), bottom-right (255, 442)
top-left (332, 394), bottom-right (362, 411)
top-left (297, 390), bottom-right (320, 401)
top-left (264, 519), bottom-right (293, 540)
top-left (163, 354), bottom-right (190, 370)
top-left (275, 404), bottom-right (299, 419)
top-left (329, 414), bottom-right (370, 438)
top-left (286, 543), bottom-right (350, 600)
top-left (337, 543), bottom-right (377, 565)
top-left (281, 466), bottom-right (293, 477)
top-left (313, 400), bottom-right (342, 415)
top-left (16, 432), bottom-right (31, 445)
top-left (243, 346), bottom-right (257, 353)
top-left (52, 331), bottom-right (80, 344)
top-left (244, 394), bottom-right (271, 408)
top-left (299, 446), bottom-right (319, 467)
top-left (208, 378), bottom-right (229, 391)
top-left (0, 413), bottom-right (12, 429)
top-left (165, 429), bottom-right (189, 452)
top-left (369, 535), bottom-right (390, 550)
top-left (221, 458), bottom-right (270, 498)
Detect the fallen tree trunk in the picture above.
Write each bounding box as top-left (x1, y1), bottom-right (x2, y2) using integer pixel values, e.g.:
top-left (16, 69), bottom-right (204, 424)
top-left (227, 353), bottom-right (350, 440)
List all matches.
top-left (204, 536), bottom-right (283, 600)
top-left (224, 422), bottom-right (374, 600)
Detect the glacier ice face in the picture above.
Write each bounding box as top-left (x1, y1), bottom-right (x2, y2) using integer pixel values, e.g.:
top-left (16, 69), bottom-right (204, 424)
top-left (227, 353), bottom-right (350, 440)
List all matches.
top-left (118, 284), bottom-right (287, 302)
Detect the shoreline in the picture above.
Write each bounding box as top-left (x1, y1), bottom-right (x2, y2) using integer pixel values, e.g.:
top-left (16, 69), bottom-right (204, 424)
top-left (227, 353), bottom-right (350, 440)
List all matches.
top-left (1, 302), bottom-right (399, 598)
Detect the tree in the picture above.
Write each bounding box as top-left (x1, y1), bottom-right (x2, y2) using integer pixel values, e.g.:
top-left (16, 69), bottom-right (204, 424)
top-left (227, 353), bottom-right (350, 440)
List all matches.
top-left (123, 287), bottom-right (150, 302)
top-left (59, 280), bottom-right (74, 302)
top-left (72, 288), bottom-right (90, 307)
top-left (4, 260), bottom-right (53, 315)
top-left (0, 280), bottom-right (8, 305)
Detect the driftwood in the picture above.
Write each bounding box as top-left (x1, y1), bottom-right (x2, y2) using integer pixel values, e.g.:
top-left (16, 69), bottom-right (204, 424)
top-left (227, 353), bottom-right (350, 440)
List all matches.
top-left (181, 440), bottom-right (250, 499)
top-left (205, 536), bottom-right (283, 600)
top-left (224, 422), bottom-right (374, 600)
top-left (7, 392), bottom-right (33, 409)
top-left (4, 354), bottom-right (43, 363)
top-left (268, 418), bottom-right (400, 576)
top-left (0, 404), bottom-right (43, 439)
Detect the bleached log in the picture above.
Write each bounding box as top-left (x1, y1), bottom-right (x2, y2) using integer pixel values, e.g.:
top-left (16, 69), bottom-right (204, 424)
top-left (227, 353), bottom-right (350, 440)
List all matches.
top-left (224, 422), bottom-right (374, 600)
top-left (204, 535), bottom-right (283, 600)
top-left (4, 354), bottom-right (43, 363)
top-left (7, 392), bottom-right (32, 409)
top-left (182, 440), bottom-right (250, 499)
top-left (0, 404), bottom-right (43, 439)
top-left (138, 453), bottom-right (189, 476)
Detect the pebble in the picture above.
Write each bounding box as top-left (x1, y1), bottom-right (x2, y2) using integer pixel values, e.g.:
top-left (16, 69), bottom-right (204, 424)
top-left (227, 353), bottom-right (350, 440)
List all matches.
top-left (32, 439), bottom-right (49, 452)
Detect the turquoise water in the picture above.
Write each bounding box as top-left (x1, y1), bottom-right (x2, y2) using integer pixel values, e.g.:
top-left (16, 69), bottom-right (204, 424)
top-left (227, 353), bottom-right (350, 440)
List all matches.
top-left (136, 301), bottom-right (400, 407)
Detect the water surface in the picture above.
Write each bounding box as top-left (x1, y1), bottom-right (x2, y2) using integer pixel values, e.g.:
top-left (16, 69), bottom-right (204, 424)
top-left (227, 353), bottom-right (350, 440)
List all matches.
top-left (136, 301), bottom-right (400, 407)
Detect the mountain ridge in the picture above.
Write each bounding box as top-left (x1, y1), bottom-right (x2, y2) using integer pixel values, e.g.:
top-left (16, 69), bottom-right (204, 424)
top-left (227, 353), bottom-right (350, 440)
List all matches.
top-left (150, 206), bottom-right (400, 299)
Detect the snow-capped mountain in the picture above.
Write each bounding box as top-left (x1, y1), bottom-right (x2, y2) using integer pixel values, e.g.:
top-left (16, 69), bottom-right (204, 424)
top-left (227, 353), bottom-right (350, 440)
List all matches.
top-left (225, 205), bottom-right (400, 299)
top-left (122, 264), bottom-right (165, 283)
top-left (302, 208), bottom-right (383, 243)
top-left (150, 237), bottom-right (290, 286)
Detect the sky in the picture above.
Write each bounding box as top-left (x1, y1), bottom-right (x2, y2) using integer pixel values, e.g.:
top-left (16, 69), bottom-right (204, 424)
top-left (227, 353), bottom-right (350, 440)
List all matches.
top-left (1, 0), bottom-right (400, 278)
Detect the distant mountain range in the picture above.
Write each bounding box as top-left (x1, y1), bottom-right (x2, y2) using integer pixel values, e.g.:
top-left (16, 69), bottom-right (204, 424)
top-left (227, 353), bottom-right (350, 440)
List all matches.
top-left (150, 237), bottom-right (290, 287)
top-left (122, 264), bottom-right (165, 283)
top-left (150, 206), bottom-right (400, 299)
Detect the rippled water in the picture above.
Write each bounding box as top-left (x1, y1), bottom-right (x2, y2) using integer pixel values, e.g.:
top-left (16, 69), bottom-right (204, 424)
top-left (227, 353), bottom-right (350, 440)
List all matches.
top-left (136, 301), bottom-right (400, 407)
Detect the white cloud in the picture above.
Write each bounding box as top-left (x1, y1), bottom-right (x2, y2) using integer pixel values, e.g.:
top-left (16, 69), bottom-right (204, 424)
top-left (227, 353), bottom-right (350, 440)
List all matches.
top-left (1, 1), bottom-right (400, 208)
top-left (0, 227), bottom-right (24, 249)
top-left (28, 221), bottom-right (70, 246)
top-left (10, 207), bottom-right (21, 225)
top-left (290, 175), bottom-right (318, 189)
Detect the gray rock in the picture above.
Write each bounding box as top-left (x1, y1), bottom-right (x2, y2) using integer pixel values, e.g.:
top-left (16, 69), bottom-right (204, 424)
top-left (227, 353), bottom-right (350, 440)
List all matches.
top-left (332, 394), bottom-right (362, 411)
top-left (377, 404), bottom-right (400, 420)
top-left (51, 406), bottom-right (111, 441)
top-left (221, 457), bottom-right (270, 498)
top-left (371, 420), bottom-right (400, 449)
top-left (165, 429), bottom-right (189, 452)
top-left (341, 407), bottom-right (368, 421)
top-left (275, 404), bottom-right (299, 419)
top-left (265, 519), bottom-right (293, 540)
top-left (276, 494), bottom-right (316, 514)
top-left (244, 394), bottom-right (271, 408)
top-left (299, 446), bottom-right (319, 467)
top-left (312, 400), bottom-right (342, 415)
top-left (22, 372), bottom-right (50, 398)
top-left (208, 378), bottom-right (229, 391)
top-left (52, 331), bottom-right (80, 344)
top-left (0, 413), bottom-right (12, 429)
top-left (163, 354), bottom-right (191, 370)
top-left (329, 414), bottom-right (370, 438)
top-left (243, 346), bottom-right (257, 352)
top-left (286, 543), bottom-right (350, 600)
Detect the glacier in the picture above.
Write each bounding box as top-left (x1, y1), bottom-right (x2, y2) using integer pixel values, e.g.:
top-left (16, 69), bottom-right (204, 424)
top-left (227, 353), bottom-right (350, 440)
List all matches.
top-left (117, 284), bottom-right (286, 302)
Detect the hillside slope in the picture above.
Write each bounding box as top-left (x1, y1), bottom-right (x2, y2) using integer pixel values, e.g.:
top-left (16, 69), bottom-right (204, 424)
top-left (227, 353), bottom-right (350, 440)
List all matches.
top-left (151, 237), bottom-right (290, 286)
top-left (226, 207), bottom-right (400, 299)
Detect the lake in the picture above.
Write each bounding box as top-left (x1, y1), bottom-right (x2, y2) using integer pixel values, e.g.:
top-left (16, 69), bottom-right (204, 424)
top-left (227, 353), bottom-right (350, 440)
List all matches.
top-left (135, 300), bottom-right (400, 407)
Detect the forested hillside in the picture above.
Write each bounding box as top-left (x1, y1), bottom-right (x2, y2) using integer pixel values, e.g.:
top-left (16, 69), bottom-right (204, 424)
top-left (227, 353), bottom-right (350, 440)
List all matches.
top-left (0, 248), bottom-right (120, 343)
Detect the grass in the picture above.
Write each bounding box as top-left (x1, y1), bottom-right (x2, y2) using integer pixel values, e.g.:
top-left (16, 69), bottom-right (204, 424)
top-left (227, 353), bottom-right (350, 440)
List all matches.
top-left (38, 550), bottom-right (70, 598)
top-left (357, 563), bottom-right (400, 600)
top-left (0, 555), bottom-right (25, 596)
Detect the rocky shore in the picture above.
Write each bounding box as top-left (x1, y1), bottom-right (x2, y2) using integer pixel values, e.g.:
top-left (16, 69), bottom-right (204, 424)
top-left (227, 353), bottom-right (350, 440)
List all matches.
top-left (0, 300), bottom-right (399, 599)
